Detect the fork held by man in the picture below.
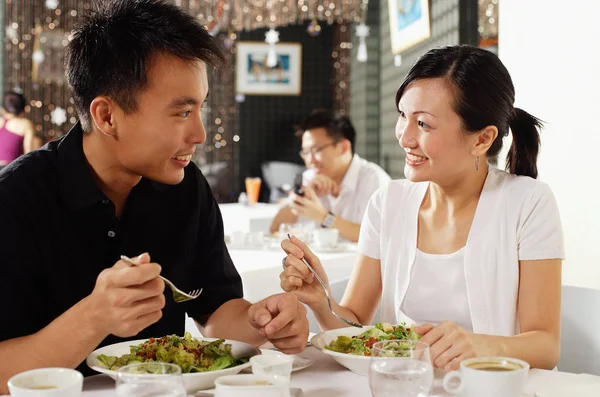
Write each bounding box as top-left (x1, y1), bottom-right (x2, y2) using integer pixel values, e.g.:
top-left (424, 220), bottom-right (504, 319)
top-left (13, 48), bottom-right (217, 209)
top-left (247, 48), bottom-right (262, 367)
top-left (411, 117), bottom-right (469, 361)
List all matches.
top-left (120, 254), bottom-right (202, 303)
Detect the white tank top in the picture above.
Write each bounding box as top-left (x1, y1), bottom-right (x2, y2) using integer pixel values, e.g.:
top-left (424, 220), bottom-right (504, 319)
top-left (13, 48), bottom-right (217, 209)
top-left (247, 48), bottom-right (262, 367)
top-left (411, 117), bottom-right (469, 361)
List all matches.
top-left (401, 247), bottom-right (473, 331)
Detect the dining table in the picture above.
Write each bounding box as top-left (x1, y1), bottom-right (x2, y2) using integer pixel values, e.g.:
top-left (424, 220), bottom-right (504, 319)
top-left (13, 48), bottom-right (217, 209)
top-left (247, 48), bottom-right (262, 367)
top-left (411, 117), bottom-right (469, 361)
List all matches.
top-left (11, 345), bottom-right (599, 397)
top-left (219, 202), bottom-right (281, 235)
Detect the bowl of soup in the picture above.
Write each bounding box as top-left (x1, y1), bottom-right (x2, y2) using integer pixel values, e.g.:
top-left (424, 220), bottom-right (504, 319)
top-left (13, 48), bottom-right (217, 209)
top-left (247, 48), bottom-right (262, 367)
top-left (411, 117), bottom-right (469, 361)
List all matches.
top-left (8, 367), bottom-right (83, 397)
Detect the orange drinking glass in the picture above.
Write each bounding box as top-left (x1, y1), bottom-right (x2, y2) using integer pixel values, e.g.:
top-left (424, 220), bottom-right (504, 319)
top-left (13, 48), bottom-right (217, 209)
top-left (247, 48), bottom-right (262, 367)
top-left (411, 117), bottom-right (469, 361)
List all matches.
top-left (245, 177), bottom-right (261, 205)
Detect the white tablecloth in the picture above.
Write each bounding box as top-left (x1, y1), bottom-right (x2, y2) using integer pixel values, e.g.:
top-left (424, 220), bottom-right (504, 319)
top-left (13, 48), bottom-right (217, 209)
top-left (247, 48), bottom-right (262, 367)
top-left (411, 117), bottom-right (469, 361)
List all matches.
top-left (20, 347), bottom-right (599, 397)
top-left (228, 244), bottom-right (357, 303)
top-left (219, 203), bottom-right (280, 235)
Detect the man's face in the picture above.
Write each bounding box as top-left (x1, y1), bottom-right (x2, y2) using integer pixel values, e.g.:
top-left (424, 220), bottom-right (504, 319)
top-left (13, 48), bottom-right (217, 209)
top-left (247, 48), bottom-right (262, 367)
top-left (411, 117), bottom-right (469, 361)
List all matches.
top-left (300, 127), bottom-right (343, 177)
top-left (110, 53), bottom-right (209, 185)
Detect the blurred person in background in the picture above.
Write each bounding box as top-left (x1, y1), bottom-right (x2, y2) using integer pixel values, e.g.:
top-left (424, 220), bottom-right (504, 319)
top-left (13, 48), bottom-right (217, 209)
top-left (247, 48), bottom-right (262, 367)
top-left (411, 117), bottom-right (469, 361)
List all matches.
top-left (270, 110), bottom-right (390, 242)
top-left (0, 91), bottom-right (40, 171)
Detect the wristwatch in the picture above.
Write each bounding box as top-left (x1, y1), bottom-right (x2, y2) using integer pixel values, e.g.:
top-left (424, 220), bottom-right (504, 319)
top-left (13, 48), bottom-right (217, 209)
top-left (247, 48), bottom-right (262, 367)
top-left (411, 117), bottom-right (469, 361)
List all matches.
top-left (321, 211), bottom-right (336, 228)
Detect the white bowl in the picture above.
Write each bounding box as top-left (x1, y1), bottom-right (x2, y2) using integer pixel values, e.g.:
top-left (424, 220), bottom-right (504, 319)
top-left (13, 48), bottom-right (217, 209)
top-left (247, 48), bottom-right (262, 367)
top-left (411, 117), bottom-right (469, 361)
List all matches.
top-left (86, 338), bottom-right (260, 392)
top-left (8, 367), bottom-right (83, 397)
top-left (310, 326), bottom-right (375, 376)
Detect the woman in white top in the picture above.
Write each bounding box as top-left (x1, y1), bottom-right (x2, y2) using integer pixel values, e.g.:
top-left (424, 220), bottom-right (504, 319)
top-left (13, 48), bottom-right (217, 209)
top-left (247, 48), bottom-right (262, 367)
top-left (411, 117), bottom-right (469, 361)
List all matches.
top-left (279, 45), bottom-right (564, 371)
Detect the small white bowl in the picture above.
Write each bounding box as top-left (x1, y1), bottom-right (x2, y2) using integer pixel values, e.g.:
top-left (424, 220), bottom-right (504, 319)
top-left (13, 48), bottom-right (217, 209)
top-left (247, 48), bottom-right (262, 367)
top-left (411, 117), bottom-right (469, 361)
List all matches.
top-left (8, 368), bottom-right (83, 397)
top-left (311, 326), bottom-right (375, 376)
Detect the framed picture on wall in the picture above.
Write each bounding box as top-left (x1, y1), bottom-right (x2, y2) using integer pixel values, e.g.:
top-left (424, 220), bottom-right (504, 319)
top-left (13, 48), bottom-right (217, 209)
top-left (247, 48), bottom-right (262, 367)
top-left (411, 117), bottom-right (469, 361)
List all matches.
top-left (236, 42), bottom-right (302, 96)
top-left (388, 0), bottom-right (431, 54)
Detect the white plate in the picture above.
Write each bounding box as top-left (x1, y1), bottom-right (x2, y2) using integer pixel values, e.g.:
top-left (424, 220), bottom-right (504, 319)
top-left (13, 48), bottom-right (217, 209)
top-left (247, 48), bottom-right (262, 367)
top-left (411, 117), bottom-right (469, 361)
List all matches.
top-left (311, 243), bottom-right (351, 253)
top-left (260, 349), bottom-right (314, 372)
top-left (86, 338), bottom-right (261, 393)
top-left (311, 326), bottom-right (374, 375)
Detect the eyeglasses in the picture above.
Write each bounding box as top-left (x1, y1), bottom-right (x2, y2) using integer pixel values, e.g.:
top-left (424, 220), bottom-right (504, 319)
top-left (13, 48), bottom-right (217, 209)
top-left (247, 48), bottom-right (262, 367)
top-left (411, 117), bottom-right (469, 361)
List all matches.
top-left (299, 140), bottom-right (339, 159)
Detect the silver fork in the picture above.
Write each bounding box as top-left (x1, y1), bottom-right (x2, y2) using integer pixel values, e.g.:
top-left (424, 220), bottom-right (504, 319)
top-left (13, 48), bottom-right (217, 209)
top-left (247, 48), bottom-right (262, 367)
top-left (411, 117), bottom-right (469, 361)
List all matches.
top-left (287, 234), bottom-right (362, 328)
top-left (120, 255), bottom-right (202, 303)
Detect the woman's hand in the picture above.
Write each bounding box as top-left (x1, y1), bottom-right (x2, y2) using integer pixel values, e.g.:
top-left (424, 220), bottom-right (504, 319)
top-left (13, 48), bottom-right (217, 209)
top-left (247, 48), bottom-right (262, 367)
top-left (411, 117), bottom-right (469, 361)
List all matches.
top-left (279, 235), bottom-right (330, 310)
top-left (415, 321), bottom-right (497, 371)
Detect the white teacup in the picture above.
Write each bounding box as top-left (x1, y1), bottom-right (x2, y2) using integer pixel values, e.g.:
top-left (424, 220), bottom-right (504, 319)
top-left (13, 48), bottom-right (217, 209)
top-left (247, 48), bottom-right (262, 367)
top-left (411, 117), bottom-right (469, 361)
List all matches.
top-left (231, 230), bottom-right (246, 246)
top-left (247, 231), bottom-right (264, 246)
top-left (214, 374), bottom-right (290, 397)
top-left (8, 368), bottom-right (83, 397)
top-left (250, 353), bottom-right (294, 382)
top-left (313, 228), bottom-right (338, 248)
top-left (443, 356), bottom-right (530, 397)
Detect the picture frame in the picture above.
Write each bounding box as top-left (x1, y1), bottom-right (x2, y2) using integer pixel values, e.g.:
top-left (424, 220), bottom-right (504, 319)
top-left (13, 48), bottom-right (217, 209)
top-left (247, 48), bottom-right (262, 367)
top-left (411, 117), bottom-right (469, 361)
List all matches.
top-left (388, 0), bottom-right (431, 54)
top-left (236, 42), bottom-right (302, 96)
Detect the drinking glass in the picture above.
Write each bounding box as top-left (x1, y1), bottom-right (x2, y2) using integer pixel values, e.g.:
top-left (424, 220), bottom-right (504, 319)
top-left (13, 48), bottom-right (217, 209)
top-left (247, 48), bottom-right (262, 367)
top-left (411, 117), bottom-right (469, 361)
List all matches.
top-left (368, 340), bottom-right (434, 397)
top-left (245, 177), bottom-right (262, 205)
top-left (116, 362), bottom-right (186, 397)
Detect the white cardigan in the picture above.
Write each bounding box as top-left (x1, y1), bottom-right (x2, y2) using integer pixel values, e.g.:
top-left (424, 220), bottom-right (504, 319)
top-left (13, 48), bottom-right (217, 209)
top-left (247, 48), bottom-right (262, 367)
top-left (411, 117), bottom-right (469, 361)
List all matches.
top-left (358, 166), bottom-right (565, 336)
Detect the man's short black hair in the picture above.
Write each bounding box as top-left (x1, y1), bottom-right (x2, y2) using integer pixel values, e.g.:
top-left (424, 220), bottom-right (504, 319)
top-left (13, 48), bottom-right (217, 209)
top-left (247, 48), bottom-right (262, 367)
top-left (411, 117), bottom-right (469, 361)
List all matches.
top-left (297, 109), bottom-right (356, 154)
top-left (65, 0), bottom-right (226, 132)
top-left (3, 91), bottom-right (26, 115)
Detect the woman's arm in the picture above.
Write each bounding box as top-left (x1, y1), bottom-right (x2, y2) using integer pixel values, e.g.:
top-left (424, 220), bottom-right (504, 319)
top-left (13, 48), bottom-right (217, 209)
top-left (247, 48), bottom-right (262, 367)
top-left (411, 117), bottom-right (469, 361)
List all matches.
top-left (418, 258), bottom-right (562, 370)
top-left (493, 258), bottom-right (562, 368)
top-left (22, 120), bottom-right (39, 153)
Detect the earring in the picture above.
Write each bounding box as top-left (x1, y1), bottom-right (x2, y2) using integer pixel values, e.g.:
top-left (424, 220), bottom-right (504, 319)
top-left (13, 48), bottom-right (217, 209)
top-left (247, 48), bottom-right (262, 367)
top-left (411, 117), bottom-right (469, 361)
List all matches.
top-left (475, 156), bottom-right (480, 171)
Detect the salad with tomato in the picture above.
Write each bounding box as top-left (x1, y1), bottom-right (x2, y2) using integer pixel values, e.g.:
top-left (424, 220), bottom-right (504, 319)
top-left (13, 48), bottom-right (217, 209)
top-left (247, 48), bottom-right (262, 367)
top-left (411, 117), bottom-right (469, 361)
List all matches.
top-left (324, 323), bottom-right (420, 356)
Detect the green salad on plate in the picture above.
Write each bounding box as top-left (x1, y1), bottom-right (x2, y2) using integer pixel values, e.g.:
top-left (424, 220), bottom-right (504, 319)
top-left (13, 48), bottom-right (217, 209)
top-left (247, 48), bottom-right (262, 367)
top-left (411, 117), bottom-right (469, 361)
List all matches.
top-left (96, 332), bottom-right (249, 373)
top-left (324, 322), bottom-right (420, 356)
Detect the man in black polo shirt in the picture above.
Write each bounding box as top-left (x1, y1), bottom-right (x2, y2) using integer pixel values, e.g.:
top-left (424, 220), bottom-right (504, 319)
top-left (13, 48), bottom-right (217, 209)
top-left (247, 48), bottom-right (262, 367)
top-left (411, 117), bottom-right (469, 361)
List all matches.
top-left (0, 0), bottom-right (308, 390)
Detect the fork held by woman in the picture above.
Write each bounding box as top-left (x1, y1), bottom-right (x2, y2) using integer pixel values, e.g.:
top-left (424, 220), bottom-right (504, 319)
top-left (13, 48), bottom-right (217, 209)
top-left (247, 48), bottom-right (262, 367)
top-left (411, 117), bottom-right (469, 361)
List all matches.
top-left (281, 235), bottom-right (362, 328)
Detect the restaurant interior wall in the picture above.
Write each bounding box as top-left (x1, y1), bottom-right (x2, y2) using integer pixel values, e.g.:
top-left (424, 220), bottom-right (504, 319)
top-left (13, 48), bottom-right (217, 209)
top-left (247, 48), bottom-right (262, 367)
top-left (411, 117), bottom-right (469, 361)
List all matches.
top-left (236, 23), bottom-right (334, 202)
top-left (350, 0), bottom-right (381, 166)
top-left (499, 0), bottom-right (600, 290)
top-left (378, 0), bottom-right (462, 178)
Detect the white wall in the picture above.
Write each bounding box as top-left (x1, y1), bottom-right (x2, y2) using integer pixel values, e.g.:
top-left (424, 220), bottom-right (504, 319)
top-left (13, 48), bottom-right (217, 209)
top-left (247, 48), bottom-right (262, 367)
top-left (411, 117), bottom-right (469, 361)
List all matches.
top-left (499, 1), bottom-right (600, 289)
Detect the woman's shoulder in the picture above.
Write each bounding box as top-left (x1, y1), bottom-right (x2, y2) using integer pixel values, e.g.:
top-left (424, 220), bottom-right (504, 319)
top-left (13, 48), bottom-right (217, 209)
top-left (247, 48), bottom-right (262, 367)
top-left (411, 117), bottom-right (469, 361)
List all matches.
top-left (5, 117), bottom-right (31, 135)
top-left (488, 166), bottom-right (554, 204)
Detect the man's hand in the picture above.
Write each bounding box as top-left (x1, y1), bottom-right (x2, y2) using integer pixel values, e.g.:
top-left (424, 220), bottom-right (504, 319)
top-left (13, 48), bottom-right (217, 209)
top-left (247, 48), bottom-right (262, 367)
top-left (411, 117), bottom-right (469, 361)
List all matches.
top-left (308, 174), bottom-right (340, 197)
top-left (289, 185), bottom-right (328, 224)
top-left (85, 253), bottom-right (166, 337)
top-left (248, 293), bottom-right (309, 354)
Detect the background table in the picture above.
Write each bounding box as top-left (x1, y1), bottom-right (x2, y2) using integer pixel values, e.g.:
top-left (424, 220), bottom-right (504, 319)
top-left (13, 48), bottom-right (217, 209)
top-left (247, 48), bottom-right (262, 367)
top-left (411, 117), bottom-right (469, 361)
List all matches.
top-left (219, 203), bottom-right (280, 235)
top-left (228, 243), bottom-right (357, 303)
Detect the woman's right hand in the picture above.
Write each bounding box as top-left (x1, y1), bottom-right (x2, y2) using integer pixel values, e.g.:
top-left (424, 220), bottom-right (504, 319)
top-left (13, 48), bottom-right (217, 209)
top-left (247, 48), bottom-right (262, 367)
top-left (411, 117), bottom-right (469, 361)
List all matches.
top-left (280, 235), bottom-right (330, 310)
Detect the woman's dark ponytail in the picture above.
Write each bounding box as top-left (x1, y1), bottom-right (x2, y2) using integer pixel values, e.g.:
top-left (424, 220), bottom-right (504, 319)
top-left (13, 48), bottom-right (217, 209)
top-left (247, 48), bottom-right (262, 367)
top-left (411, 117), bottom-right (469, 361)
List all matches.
top-left (506, 108), bottom-right (542, 179)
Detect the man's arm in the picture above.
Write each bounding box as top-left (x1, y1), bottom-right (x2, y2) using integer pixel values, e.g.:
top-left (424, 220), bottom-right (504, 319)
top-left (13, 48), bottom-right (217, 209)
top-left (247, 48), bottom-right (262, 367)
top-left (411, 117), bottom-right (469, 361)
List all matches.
top-left (198, 294), bottom-right (309, 354)
top-left (269, 205), bottom-right (298, 234)
top-left (196, 299), bottom-right (265, 346)
top-left (0, 253), bottom-right (165, 394)
top-left (328, 216), bottom-right (360, 242)
top-left (0, 298), bottom-right (106, 393)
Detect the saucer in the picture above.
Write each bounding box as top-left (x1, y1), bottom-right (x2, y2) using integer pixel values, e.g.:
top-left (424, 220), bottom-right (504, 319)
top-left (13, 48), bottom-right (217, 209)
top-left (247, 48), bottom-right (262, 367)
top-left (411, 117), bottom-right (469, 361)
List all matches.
top-left (194, 387), bottom-right (303, 396)
top-left (312, 243), bottom-right (350, 253)
top-left (260, 349), bottom-right (315, 372)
